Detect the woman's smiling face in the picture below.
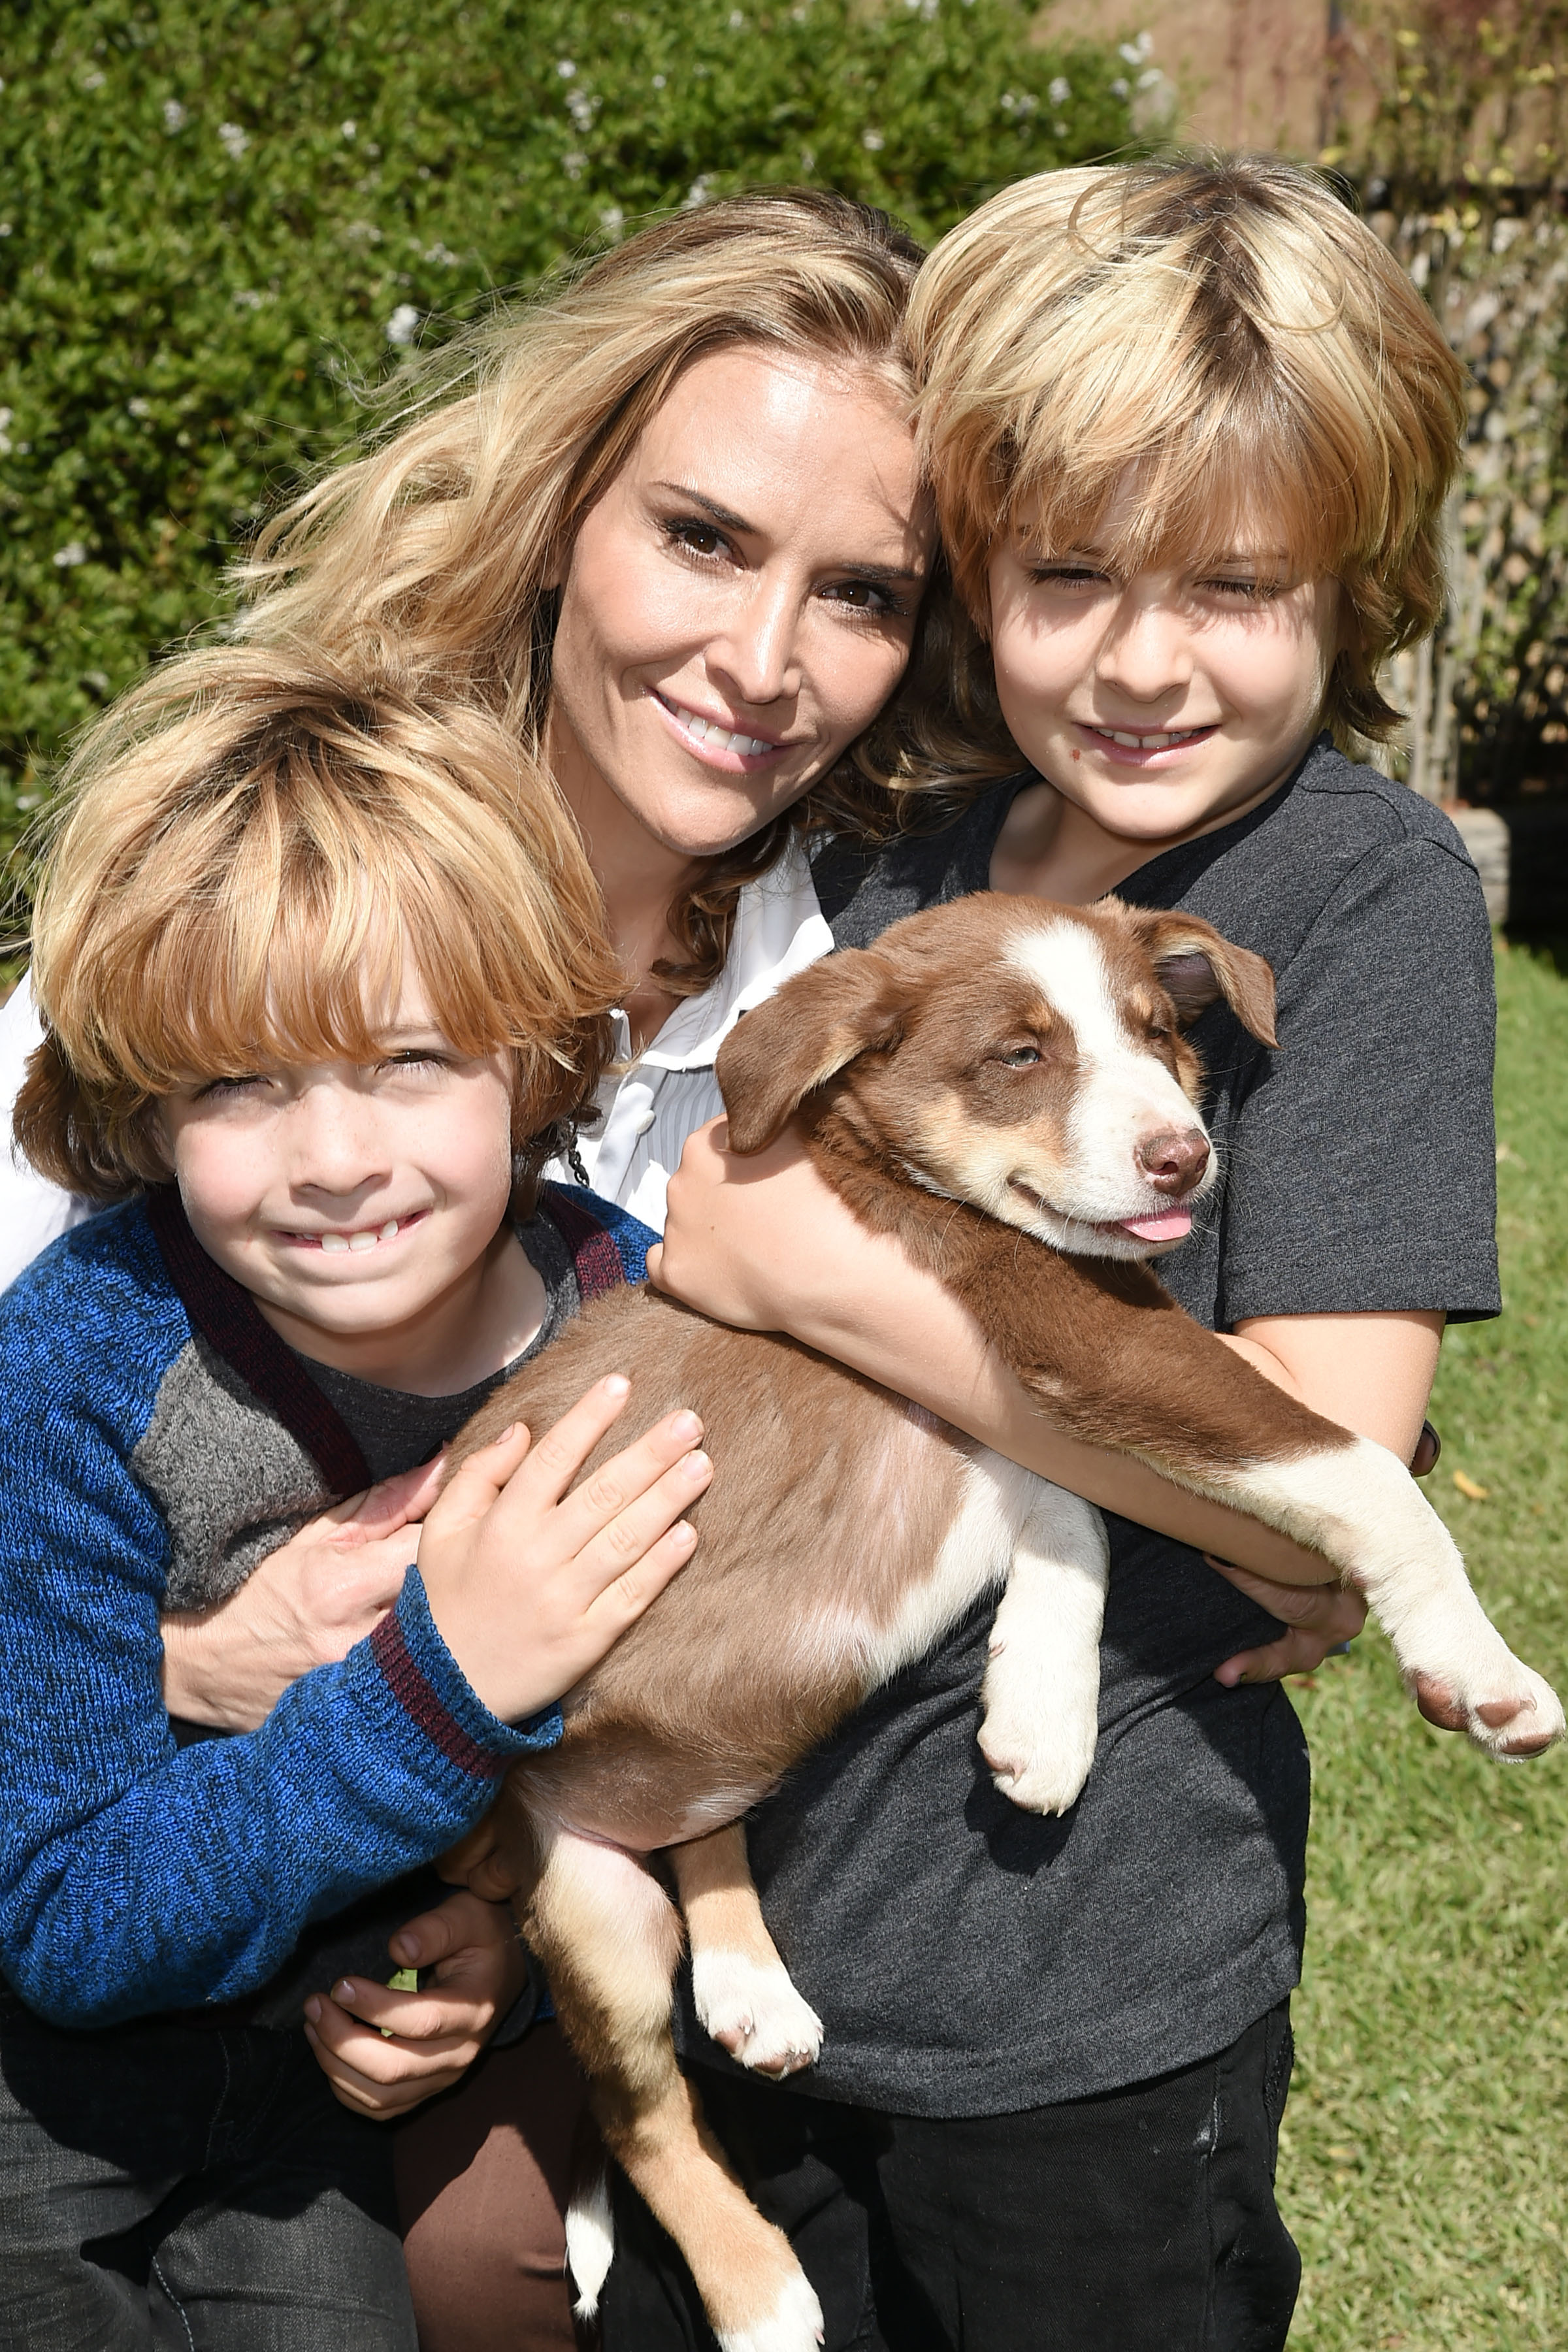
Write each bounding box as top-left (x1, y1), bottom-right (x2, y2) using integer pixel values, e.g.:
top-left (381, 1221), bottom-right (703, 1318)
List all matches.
top-left (545, 344), bottom-right (933, 865)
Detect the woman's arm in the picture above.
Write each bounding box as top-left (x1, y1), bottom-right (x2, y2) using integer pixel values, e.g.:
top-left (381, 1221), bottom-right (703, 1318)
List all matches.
top-left (162, 1460), bottom-right (446, 1731)
top-left (650, 1120), bottom-right (1345, 1587)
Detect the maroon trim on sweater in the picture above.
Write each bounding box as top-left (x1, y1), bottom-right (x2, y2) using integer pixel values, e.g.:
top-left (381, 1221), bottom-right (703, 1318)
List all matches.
top-left (146, 1187), bottom-right (373, 1498)
top-left (540, 1183), bottom-right (626, 1303)
top-left (368, 1609), bottom-right (505, 1780)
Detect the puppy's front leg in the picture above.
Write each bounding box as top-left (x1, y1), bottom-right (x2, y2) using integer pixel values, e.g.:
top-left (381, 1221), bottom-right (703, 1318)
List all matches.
top-left (978, 1471), bottom-right (1109, 1815)
top-left (672, 1823), bottom-right (824, 2080)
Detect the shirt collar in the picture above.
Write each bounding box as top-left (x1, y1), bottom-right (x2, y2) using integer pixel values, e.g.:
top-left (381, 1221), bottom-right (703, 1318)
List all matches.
top-left (627, 838), bottom-right (835, 1074)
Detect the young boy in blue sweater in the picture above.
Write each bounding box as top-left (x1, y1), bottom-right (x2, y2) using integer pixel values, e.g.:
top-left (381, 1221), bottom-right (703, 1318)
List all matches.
top-left (0, 651), bottom-right (709, 2347)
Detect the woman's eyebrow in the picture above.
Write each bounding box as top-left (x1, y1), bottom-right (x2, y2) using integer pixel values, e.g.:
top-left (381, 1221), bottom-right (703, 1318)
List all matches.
top-left (651, 481), bottom-right (925, 582)
top-left (651, 480), bottom-right (754, 533)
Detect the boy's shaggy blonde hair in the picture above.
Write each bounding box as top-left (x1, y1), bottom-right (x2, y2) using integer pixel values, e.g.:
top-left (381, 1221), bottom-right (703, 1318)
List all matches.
top-left (18, 650), bottom-right (621, 1201)
top-left (909, 157), bottom-right (1468, 743)
top-left (234, 190), bottom-right (1011, 994)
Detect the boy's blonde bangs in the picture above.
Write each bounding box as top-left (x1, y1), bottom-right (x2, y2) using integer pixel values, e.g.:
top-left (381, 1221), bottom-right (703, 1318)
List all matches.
top-left (23, 652), bottom-right (621, 1198)
top-left (910, 160), bottom-right (1469, 741)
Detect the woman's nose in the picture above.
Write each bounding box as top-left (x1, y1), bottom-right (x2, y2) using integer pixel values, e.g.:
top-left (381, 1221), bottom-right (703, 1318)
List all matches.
top-left (711, 577), bottom-right (803, 708)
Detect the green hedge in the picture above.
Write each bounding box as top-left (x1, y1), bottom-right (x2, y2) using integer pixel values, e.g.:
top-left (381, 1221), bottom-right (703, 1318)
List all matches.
top-left (0, 0), bottom-right (1136, 861)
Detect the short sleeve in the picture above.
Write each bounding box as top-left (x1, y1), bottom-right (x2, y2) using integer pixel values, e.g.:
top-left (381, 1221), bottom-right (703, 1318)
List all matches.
top-left (1213, 837), bottom-right (1499, 1326)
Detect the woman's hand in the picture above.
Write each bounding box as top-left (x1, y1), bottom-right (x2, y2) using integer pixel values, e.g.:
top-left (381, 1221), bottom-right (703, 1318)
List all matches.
top-left (302, 1889), bottom-right (527, 2119)
top-left (161, 1457), bottom-right (448, 1731)
top-left (416, 1377), bottom-right (711, 1722)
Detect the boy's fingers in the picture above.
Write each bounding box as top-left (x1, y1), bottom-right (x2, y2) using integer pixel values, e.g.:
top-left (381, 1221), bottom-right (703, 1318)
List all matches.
top-left (555, 1450), bottom-right (711, 1600)
top-left (423, 1421), bottom-right (535, 1537)
top-left (308, 1982), bottom-right (489, 2048)
top-left (531, 1413), bottom-right (708, 1557)
top-left (498, 1375), bottom-right (643, 1512)
top-left (387, 1889), bottom-right (502, 1970)
top-left (581, 1518), bottom-right (700, 1632)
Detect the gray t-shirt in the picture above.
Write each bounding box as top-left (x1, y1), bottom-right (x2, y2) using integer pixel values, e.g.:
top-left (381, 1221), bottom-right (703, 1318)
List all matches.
top-left (677, 736), bottom-right (1499, 2117)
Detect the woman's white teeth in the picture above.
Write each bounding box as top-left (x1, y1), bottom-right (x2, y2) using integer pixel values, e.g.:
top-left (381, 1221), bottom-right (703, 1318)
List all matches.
top-left (1103, 727), bottom-right (1201, 749)
top-left (319, 1218), bottom-right (401, 1252)
top-left (670, 701), bottom-right (772, 757)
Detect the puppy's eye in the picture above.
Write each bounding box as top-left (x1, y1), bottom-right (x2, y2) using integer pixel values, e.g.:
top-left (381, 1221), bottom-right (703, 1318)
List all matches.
top-left (994, 1045), bottom-right (1042, 1068)
top-left (1147, 1024), bottom-right (1171, 1043)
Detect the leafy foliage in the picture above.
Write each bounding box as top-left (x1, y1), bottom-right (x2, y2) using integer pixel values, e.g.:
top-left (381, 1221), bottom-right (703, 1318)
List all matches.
top-left (0, 0), bottom-right (1134, 858)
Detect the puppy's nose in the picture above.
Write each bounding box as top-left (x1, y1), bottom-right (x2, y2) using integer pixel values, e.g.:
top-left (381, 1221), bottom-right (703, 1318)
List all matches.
top-left (1135, 1128), bottom-right (1211, 1196)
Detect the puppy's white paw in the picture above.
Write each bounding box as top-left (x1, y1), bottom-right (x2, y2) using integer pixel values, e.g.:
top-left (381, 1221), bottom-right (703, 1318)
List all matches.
top-left (979, 1661), bottom-right (1098, 1815)
top-left (1415, 1653), bottom-right (1566, 1759)
top-left (693, 1949), bottom-right (824, 2078)
top-left (716, 2268), bottom-right (825, 2352)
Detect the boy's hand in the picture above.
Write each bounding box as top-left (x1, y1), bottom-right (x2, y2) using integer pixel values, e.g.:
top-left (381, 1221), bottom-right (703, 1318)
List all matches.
top-left (302, 1889), bottom-right (527, 2119)
top-left (161, 1458), bottom-right (446, 1731)
top-left (1208, 1556), bottom-right (1368, 1685)
top-left (417, 1375), bottom-right (710, 1723)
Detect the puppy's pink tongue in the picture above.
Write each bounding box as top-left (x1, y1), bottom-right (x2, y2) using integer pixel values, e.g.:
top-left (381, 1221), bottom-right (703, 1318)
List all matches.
top-left (1119, 1207), bottom-right (1193, 1241)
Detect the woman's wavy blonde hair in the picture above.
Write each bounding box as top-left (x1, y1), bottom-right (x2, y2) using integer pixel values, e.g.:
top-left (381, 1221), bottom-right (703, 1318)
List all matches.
top-left (234, 189), bottom-right (1016, 997)
top-left (17, 648), bottom-right (622, 1203)
top-left (908, 157), bottom-right (1469, 743)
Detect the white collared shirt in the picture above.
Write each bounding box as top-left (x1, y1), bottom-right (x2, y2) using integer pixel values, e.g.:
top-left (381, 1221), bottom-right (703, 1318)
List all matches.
top-left (546, 840), bottom-right (834, 1231)
top-left (0, 842), bottom-right (835, 1291)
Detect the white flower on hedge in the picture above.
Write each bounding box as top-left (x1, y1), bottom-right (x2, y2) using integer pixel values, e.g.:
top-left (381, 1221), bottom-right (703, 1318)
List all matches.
top-left (385, 304), bottom-right (420, 348)
top-left (0, 408), bottom-right (10, 456)
top-left (557, 59), bottom-right (577, 76)
top-left (218, 122), bottom-right (249, 159)
top-left (652, 73), bottom-right (666, 88)
top-left (1111, 77), bottom-right (1129, 97)
top-left (127, 398), bottom-right (151, 417)
top-left (0, 224), bottom-right (10, 238)
top-left (1049, 76), bottom-right (1071, 105)
top-left (82, 70), bottom-right (106, 91)
top-left (563, 150), bottom-right (586, 178)
top-left (54, 542), bottom-right (88, 568)
top-left (862, 127), bottom-right (885, 150)
top-left (425, 241), bottom-right (458, 266)
top-left (683, 175), bottom-right (711, 209)
top-left (600, 205), bottom-right (625, 238)
top-left (567, 86), bottom-right (595, 130)
top-left (728, 8), bottom-right (745, 24)
top-left (341, 120), bottom-right (357, 139)
top-left (163, 99), bottom-right (186, 131)
top-left (1119, 33), bottom-right (1153, 63)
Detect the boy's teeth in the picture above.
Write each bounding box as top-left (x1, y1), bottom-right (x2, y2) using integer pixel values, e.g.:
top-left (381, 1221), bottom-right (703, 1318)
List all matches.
top-left (317, 1218), bottom-right (402, 1252)
top-left (1105, 727), bottom-right (1198, 749)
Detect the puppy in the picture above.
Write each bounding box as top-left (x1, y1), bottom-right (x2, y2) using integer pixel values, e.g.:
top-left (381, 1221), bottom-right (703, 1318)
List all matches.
top-left (450, 893), bottom-right (1561, 2352)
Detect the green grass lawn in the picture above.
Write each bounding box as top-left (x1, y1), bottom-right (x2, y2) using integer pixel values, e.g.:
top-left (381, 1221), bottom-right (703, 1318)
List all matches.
top-left (1284, 938), bottom-right (1568, 2350)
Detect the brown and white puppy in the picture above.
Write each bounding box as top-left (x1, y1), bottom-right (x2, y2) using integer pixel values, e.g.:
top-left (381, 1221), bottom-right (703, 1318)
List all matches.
top-left (449, 893), bottom-right (1560, 2352)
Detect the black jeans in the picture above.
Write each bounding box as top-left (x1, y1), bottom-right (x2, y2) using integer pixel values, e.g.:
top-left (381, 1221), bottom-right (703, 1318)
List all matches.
top-left (0, 1993), bottom-right (416, 2351)
top-left (602, 2004), bottom-right (1299, 2352)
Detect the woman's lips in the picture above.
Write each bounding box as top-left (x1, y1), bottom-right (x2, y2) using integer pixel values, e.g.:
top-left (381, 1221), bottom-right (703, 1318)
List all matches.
top-left (650, 689), bottom-right (794, 774)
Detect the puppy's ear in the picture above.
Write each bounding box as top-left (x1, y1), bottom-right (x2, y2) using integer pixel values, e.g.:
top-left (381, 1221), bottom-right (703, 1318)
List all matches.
top-left (1104, 902), bottom-right (1279, 1048)
top-left (715, 948), bottom-right (904, 1153)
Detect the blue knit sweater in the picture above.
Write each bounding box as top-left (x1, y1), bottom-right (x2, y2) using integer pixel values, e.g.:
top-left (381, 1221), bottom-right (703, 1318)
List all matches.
top-left (0, 1186), bottom-right (650, 2029)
